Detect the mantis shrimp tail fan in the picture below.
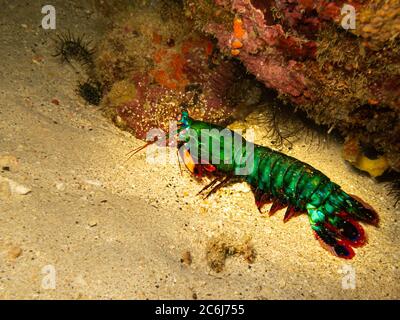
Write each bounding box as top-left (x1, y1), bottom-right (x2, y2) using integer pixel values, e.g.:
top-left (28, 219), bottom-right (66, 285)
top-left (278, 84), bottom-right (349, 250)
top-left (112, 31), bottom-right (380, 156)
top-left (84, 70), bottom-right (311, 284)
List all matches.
top-left (308, 190), bottom-right (378, 259)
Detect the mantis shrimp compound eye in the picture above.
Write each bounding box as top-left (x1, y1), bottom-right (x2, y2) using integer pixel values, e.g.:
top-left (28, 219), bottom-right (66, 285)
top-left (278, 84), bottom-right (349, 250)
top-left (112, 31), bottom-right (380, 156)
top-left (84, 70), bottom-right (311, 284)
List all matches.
top-left (177, 111), bottom-right (190, 128)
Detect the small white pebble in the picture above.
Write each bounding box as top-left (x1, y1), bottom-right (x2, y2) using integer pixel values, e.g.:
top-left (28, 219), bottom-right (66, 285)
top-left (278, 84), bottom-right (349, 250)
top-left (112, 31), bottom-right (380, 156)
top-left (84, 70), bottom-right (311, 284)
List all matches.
top-left (0, 177), bottom-right (31, 195)
top-left (88, 220), bottom-right (97, 227)
top-left (13, 184), bottom-right (31, 195)
top-left (83, 179), bottom-right (102, 187)
top-left (56, 182), bottom-right (66, 191)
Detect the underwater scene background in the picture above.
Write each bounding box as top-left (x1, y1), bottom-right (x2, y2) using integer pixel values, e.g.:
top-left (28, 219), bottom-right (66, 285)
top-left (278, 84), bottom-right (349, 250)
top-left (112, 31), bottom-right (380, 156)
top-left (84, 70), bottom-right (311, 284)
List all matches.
top-left (0, 0), bottom-right (399, 299)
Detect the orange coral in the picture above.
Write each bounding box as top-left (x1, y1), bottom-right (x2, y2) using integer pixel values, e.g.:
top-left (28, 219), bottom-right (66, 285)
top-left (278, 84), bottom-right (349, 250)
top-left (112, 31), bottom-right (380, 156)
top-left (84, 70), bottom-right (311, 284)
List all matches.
top-left (231, 49), bottom-right (240, 56)
top-left (231, 17), bottom-right (246, 56)
top-left (169, 53), bottom-right (186, 82)
top-left (151, 69), bottom-right (177, 90)
top-left (149, 36), bottom-right (217, 90)
top-left (231, 39), bottom-right (243, 49)
top-left (233, 17), bottom-right (245, 39)
top-left (153, 49), bottom-right (167, 63)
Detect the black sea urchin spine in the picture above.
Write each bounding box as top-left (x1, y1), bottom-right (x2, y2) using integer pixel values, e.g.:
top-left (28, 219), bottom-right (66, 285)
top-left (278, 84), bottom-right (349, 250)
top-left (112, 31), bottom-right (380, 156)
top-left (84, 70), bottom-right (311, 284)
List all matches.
top-left (53, 31), bottom-right (95, 68)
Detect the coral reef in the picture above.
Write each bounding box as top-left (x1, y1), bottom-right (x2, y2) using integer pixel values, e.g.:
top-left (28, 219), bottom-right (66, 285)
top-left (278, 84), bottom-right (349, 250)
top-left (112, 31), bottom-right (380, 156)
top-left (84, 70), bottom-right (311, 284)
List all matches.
top-left (184, 0), bottom-right (400, 173)
top-left (94, 0), bottom-right (263, 139)
top-left (353, 0), bottom-right (400, 50)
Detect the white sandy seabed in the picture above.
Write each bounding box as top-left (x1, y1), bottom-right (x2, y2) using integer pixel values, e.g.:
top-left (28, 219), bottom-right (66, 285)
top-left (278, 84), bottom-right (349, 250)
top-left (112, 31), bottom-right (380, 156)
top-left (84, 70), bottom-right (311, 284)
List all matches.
top-left (0, 0), bottom-right (399, 299)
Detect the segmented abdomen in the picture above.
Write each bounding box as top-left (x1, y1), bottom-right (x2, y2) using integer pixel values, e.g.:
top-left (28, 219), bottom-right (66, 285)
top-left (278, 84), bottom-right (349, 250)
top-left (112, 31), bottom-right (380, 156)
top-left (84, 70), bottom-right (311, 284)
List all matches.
top-left (247, 146), bottom-right (340, 212)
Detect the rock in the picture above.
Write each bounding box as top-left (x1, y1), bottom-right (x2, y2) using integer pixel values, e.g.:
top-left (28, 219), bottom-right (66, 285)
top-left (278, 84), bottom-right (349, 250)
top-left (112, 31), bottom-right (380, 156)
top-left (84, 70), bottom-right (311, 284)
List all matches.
top-left (55, 182), bottom-right (66, 191)
top-left (0, 176), bottom-right (31, 195)
top-left (88, 220), bottom-right (97, 227)
top-left (12, 183), bottom-right (32, 195)
top-left (83, 179), bottom-right (102, 187)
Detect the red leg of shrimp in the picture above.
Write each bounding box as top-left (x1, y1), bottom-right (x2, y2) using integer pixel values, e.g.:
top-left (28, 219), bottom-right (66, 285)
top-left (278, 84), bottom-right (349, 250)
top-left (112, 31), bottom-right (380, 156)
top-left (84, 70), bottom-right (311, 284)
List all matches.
top-left (252, 187), bottom-right (272, 213)
top-left (283, 206), bottom-right (303, 223)
top-left (269, 200), bottom-right (287, 216)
